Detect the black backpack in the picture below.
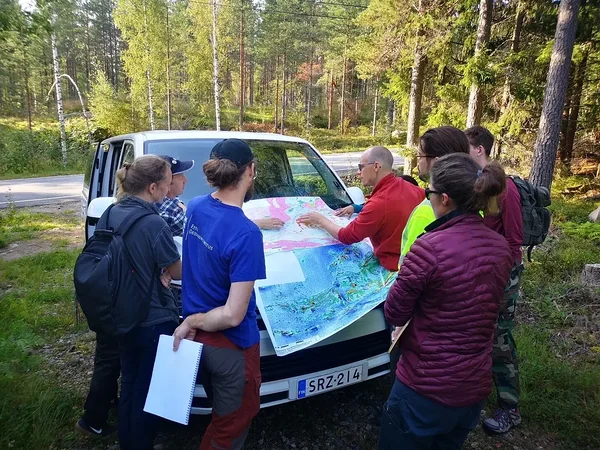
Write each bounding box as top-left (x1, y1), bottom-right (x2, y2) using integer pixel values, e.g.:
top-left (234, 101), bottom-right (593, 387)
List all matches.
top-left (509, 176), bottom-right (552, 261)
top-left (74, 203), bottom-right (160, 336)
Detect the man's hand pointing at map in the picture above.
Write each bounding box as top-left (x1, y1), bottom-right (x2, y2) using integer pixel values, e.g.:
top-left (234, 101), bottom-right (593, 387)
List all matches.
top-left (254, 217), bottom-right (285, 230)
top-left (297, 212), bottom-right (342, 240)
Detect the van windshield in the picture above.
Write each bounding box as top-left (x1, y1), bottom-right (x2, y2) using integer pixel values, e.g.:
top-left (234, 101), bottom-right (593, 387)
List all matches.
top-left (145, 139), bottom-right (353, 209)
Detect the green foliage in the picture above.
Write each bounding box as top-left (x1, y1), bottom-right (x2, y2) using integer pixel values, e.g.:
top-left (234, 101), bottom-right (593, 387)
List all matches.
top-left (89, 70), bottom-right (135, 136)
top-left (0, 118), bottom-right (91, 177)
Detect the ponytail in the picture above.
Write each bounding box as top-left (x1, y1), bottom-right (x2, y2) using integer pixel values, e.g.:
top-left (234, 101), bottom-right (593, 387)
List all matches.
top-left (430, 153), bottom-right (506, 215)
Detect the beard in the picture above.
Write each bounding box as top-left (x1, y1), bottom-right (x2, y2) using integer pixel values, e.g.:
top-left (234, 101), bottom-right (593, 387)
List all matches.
top-left (243, 180), bottom-right (255, 203)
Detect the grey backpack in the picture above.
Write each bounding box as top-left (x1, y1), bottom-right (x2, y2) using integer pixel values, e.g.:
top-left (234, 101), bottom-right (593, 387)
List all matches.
top-left (509, 176), bottom-right (551, 261)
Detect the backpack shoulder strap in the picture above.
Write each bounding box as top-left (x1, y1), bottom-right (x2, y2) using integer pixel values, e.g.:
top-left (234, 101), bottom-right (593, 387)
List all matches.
top-left (115, 208), bottom-right (155, 237)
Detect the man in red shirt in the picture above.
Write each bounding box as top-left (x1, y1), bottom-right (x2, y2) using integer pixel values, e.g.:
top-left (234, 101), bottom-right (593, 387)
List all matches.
top-left (466, 126), bottom-right (524, 434)
top-left (297, 146), bottom-right (424, 271)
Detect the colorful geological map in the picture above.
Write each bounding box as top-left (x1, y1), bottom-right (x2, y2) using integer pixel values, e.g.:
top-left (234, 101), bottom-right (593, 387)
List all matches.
top-left (255, 242), bottom-right (396, 356)
top-left (242, 197), bottom-right (351, 255)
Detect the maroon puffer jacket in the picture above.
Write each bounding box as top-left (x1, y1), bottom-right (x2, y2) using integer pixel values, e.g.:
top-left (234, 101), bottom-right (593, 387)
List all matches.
top-left (385, 212), bottom-right (512, 408)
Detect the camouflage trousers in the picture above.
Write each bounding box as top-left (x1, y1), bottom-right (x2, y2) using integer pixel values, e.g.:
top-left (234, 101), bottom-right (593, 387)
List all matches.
top-left (492, 263), bottom-right (523, 410)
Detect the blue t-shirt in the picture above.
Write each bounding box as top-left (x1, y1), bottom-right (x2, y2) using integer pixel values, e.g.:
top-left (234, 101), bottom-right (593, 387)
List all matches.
top-left (181, 194), bottom-right (266, 348)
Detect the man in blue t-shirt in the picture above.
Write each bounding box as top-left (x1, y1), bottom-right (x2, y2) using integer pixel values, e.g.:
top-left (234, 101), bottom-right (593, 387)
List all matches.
top-left (174, 139), bottom-right (266, 450)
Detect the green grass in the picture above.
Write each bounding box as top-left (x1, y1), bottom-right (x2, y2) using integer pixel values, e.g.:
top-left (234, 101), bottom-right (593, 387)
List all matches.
top-left (515, 193), bottom-right (600, 448)
top-left (0, 249), bottom-right (84, 450)
top-left (516, 326), bottom-right (600, 449)
top-left (0, 207), bottom-right (80, 249)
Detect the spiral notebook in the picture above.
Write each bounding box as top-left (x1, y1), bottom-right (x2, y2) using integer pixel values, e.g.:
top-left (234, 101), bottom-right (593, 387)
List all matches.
top-left (144, 334), bottom-right (203, 425)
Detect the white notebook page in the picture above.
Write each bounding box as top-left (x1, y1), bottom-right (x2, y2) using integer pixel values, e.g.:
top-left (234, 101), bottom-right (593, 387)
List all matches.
top-left (144, 334), bottom-right (203, 425)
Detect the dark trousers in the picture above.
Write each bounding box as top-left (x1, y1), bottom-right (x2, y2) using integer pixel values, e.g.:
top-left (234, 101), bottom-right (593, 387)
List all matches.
top-left (379, 378), bottom-right (483, 450)
top-left (117, 322), bottom-right (177, 450)
top-left (82, 331), bottom-right (120, 429)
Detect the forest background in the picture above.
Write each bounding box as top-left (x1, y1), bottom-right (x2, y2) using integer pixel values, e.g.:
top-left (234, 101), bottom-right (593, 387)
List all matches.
top-left (0, 0), bottom-right (599, 186)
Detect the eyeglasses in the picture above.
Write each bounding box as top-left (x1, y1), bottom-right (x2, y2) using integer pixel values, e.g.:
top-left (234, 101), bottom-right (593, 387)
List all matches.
top-left (416, 154), bottom-right (431, 159)
top-left (358, 162), bottom-right (375, 171)
top-left (424, 188), bottom-right (442, 200)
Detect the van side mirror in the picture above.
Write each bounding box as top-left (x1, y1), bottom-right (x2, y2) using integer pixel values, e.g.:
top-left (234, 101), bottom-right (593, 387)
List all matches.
top-left (346, 187), bottom-right (365, 205)
top-left (87, 197), bottom-right (116, 219)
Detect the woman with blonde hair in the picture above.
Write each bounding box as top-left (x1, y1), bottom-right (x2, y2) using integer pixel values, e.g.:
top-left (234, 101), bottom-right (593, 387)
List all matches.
top-left (94, 155), bottom-right (181, 450)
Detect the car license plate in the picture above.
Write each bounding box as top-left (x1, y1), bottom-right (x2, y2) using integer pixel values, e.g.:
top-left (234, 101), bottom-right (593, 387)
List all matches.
top-left (297, 366), bottom-right (362, 399)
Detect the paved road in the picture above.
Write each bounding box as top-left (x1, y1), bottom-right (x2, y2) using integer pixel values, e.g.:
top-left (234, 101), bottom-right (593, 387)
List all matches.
top-left (0, 174), bottom-right (85, 208)
top-left (0, 152), bottom-right (404, 208)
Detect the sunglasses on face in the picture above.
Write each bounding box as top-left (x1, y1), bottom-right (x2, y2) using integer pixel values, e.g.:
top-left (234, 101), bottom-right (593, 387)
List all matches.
top-left (358, 162), bottom-right (375, 171)
top-left (424, 188), bottom-right (442, 200)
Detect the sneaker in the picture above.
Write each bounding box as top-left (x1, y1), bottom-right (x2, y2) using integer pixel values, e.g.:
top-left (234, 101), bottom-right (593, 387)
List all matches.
top-left (482, 408), bottom-right (521, 434)
top-left (75, 418), bottom-right (117, 438)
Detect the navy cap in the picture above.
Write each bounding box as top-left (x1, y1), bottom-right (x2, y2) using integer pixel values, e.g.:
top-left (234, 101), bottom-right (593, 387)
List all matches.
top-left (210, 139), bottom-right (254, 168)
top-left (159, 155), bottom-right (195, 175)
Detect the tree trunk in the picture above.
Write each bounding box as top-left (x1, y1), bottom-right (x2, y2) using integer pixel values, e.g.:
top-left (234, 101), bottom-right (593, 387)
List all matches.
top-left (239, 0), bottom-right (245, 130)
top-left (493, 3), bottom-right (525, 158)
top-left (51, 31), bottom-right (68, 166)
top-left (306, 50), bottom-right (313, 130)
top-left (405, 41), bottom-right (427, 175)
top-left (21, 33), bottom-right (32, 131)
top-left (280, 52), bottom-right (286, 134)
top-left (211, 0), bottom-right (221, 130)
top-left (372, 87), bottom-right (379, 136)
top-left (466, 0), bottom-right (493, 128)
top-left (340, 52), bottom-right (347, 135)
top-left (387, 99), bottom-right (395, 131)
top-left (142, 0), bottom-right (155, 130)
top-left (327, 70), bottom-right (334, 130)
top-left (530, 0), bottom-right (580, 189)
top-left (564, 47), bottom-right (588, 164)
top-left (274, 56), bottom-right (279, 131)
top-left (249, 55), bottom-right (254, 107)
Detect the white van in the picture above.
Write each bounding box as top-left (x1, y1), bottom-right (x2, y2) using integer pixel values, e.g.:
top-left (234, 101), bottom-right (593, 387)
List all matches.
top-left (82, 130), bottom-right (391, 415)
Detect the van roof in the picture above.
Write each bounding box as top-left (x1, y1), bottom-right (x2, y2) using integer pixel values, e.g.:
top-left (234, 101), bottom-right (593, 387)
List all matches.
top-left (100, 130), bottom-right (311, 145)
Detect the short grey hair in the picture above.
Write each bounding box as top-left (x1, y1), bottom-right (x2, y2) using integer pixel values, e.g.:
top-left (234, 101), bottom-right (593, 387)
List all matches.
top-left (366, 146), bottom-right (393, 170)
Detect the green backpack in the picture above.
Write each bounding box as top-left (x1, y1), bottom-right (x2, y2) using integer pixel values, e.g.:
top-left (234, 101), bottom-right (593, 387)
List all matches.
top-left (509, 176), bottom-right (552, 261)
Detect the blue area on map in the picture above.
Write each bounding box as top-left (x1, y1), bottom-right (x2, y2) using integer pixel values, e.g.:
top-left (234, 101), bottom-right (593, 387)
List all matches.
top-left (258, 242), bottom-right (394, 352)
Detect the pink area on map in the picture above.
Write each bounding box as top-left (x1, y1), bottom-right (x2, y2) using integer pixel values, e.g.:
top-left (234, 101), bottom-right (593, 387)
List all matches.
top-left (264, 239), bottom-right (326, 252)
top-left (266, 198), bottom-right (292, 222)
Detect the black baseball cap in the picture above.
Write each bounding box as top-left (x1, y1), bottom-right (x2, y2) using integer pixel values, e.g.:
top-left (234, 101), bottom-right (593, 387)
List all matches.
top-left (210, 139), bottom-right (254, 168)
top-left (159, 155), bottom-right (195, 175)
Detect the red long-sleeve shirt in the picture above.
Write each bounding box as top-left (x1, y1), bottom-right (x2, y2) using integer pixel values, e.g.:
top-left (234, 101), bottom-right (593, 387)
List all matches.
top-left (337, 173), bottom-right (425, 271)
top-left (483, 177), bottom-right (523, 264)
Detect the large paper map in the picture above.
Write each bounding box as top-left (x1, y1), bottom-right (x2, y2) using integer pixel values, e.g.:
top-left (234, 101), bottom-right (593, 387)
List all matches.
top-left (242, 197), bottom-right (351, 255)
top-left (255, 242), bottom-right (396, 356)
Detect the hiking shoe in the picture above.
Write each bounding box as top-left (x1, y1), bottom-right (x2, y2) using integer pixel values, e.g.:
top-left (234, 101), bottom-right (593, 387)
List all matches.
top-left (482, 408), bottom-right (521, 434)
top-left (75, 418), bottom-right (117, 438)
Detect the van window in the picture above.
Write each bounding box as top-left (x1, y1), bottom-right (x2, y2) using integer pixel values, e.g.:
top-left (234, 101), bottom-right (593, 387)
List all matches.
top-left (122, 143), bottom-right (135, 166)
top-left (145, 139), bottom-right (352, 209)
top-left (83, 143), bottom-right (97, 189)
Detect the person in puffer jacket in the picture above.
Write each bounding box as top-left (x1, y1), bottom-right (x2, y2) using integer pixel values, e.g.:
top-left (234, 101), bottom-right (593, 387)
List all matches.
top-left (379, 153), bottom-right (513, 450)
